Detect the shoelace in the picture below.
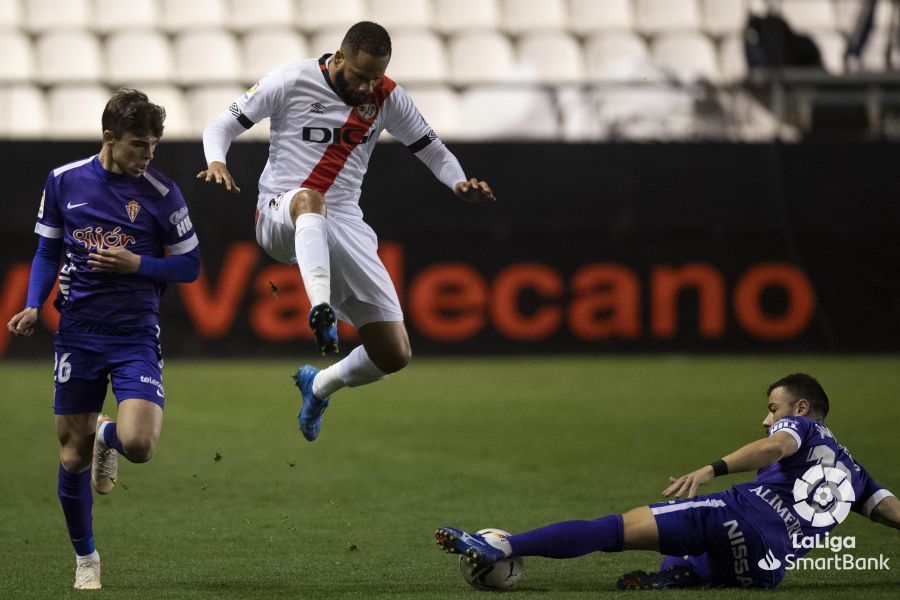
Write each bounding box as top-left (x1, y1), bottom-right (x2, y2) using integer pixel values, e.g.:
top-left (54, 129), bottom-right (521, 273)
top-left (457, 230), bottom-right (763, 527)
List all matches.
top-left (75, 562), bottom-right (99, 587)
top-left (95, 441), bottom-right (116, 478)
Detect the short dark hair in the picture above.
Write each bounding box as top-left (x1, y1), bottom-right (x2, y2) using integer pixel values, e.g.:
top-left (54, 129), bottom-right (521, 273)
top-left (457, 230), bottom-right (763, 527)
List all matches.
top-left (342, 21), bottom-right (391, 58)
top-left (101, 88), bottom-right (165, 139)
top-left (768, 373), bottom-right (830, 418)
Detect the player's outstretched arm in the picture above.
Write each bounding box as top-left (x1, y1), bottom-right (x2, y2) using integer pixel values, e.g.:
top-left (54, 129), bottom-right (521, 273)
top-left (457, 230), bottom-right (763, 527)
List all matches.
top-left (454, 178), bottom-right (496, 203)
top-left (870, 495), bottom-right (900, 532)
top-left (663, 431), bottom-right (799, 499)
top-left (196, 161), bottom-right (241, 193)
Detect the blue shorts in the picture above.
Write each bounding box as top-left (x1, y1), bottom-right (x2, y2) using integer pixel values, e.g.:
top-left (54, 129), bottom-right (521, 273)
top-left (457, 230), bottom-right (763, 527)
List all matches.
top-left (53, 324), bottom-right (165, 415)
top-left (650, 490), bottom-right (788, 588)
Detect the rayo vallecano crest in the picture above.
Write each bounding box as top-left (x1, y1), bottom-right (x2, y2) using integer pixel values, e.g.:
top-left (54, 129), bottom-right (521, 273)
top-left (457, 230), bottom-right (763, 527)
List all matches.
top-left (356, 103), bottom-right (377, 121)
top-left (126, 199), bottom-right (141, 222)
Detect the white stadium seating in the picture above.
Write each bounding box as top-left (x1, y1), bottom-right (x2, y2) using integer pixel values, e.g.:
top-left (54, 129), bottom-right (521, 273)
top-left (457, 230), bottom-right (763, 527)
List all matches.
top-left (93, 0), bottom-right (159, 33)
top-left (105, 30), bottom-right (174, 85)
top-left (369, 0), bottom-right (433, 31)
top-left (0, 84), bottom-right (48, 138)
top-left (568, 0), bottom-right (634, 34)
top-left (47, 84), bottom-right (110, 138)
top-left (0, 30), bottom-right (34, 82)
top-left (36, 31), bottom-right (102, 84)
top-left (241, 28), bottom-right (308, 81)
top-left (386, 30), bottom-right (447, 86)
top-left (0, 0), bottom-right (892, 140)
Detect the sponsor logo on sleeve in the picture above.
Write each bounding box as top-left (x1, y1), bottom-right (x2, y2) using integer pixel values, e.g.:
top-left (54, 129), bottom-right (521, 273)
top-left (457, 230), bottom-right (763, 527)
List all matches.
top-left (38, 190), bottom-right (45, 218)
top-left (169, 207), bottom-right (193, 237)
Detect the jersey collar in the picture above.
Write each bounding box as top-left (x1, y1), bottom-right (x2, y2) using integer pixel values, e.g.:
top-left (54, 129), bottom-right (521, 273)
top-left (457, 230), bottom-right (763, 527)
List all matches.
top-left (318, 54), bottom-right (340, 98)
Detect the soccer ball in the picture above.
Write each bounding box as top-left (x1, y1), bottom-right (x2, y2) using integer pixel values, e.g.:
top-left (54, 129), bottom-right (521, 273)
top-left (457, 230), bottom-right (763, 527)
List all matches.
top-left (458, 529), bottom-right (524, 591)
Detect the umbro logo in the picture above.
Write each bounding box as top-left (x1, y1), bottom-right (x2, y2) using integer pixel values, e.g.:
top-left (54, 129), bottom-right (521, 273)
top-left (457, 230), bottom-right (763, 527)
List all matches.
top-left (311, 103), bottom-right (326, 113)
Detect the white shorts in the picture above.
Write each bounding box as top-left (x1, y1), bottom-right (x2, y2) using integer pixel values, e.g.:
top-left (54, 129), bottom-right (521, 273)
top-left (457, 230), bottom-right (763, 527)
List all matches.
top-left (255, 188), bottom-right (403, 328)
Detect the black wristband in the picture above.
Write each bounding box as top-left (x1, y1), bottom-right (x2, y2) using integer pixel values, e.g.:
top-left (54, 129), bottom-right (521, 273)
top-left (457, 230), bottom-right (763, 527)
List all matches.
top-left (710, 459), bottom-right (729, 477)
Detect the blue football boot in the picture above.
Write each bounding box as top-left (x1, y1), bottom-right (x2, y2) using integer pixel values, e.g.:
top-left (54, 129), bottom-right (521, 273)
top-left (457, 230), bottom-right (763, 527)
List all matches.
top-left (309, 303), bottom-right (338, 355)
top-left (294, 365), bottom-right (330, 441)
top-left (435, 527), bottom-right (508, 568)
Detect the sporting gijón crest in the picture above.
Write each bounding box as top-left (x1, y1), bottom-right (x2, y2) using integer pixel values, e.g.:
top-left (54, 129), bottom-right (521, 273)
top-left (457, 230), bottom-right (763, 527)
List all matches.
top-left (126, 199), bottom-right (141, 222)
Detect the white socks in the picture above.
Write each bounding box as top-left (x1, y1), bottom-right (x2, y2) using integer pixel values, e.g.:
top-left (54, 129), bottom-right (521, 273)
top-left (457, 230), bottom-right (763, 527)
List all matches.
top-left (294, 213), bottom-right (331, 307)
top-left (313, 345), bottom-right (387, 399)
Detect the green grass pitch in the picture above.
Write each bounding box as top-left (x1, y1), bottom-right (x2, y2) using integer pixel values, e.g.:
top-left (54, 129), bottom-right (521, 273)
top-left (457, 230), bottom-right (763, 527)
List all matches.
top-left (1, 356), bottom-right (898, 599)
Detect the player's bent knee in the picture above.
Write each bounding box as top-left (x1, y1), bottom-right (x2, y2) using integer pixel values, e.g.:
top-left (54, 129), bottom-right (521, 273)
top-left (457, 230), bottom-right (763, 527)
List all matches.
top-left (375, 346), bottom-right (412, 374)
top-left (121, 437), bottom-right (156, 463)
top-left (289, 189), bottom-right (326, 220)
top-left (60, 444), bottom-right (92, 472)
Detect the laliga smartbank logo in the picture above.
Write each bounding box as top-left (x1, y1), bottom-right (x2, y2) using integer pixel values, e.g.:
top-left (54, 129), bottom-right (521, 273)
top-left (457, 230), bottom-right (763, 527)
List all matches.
top-left (755, 465), bottom-right (890, 572)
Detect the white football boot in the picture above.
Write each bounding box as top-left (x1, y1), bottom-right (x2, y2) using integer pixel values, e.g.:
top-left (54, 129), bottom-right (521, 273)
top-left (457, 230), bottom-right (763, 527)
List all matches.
top-left (91, 415), bottom-right (117, 495)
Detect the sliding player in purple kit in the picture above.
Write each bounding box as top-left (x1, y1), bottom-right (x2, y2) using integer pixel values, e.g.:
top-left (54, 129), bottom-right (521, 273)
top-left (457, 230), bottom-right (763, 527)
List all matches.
top-left (6, 89), bottom-right (199, 590)
top-left (436, 374), bottom-right (900, 589)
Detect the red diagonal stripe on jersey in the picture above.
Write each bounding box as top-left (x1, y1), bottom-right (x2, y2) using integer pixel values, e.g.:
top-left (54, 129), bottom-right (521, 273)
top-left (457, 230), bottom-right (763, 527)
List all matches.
top-left (301, 77), bottom-right (397, 194)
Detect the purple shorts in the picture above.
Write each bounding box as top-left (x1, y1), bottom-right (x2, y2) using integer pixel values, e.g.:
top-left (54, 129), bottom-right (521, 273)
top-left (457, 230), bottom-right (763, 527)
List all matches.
top-left (53, 326), bottom-right (165, 415)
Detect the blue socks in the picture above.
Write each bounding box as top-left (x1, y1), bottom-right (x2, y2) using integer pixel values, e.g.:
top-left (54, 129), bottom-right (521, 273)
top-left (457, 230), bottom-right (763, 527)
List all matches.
top-left (507, 515), bottom-right (624, 559)
top-left (101, 421), bottom-right (126, 455)
top-left (57, 464), bottom-right (94, 556)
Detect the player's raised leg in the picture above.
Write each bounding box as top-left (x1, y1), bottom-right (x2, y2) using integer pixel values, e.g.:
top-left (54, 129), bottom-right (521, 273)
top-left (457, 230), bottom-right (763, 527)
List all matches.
top-left (289, 189), bottom-right (338, 355)
top-left (57, 413), bottom-right (102, 589)
top-left (294, 321), bottom-right (411, 441)
top-left (93, 399), bottom-right (163, 493)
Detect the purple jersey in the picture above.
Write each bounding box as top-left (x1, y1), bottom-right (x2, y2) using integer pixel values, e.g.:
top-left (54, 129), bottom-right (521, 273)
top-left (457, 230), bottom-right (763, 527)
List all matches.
top-left (733, 416), bottom-right (893, 551)
top-left (35, 155), bottom-right (198, 328)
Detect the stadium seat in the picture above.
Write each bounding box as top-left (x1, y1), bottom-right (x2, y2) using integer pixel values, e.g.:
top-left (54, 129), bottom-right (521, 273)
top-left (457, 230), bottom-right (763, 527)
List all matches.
top-left (447, 31), bottom-right (520, 85)
top-left (24, 0), bottom-right (90, 32)
top-left (779, 0), bottom-right (836, 31)
top-left (517, 31), bottom-right (585, 84)
top-left (0, 0), bottom-right (21, 29)
top-left (433, 0), bottom-right (501, 34)
top-left (0, 84), bottom-right (48, 138)
top-left (635, 0), bottom-right (702, 35)
top-left (718, 34), bottom-right (748, 83)
top-left (185, 84), bottom-right (245, 136)
top-left (386, 30), bottom-right (447, 85)
top-left (501, 0), bottom-right (567, 33)
top-left (568, 0), bottom-right (633, 34)
top-left (138, 85), bottom-right (192, 139)
top-left (456, 86), bottom-right (558, 140)
top-left (160, 0), bottom-right (227, 32)
top-left (174, 30), bottom-right (242, 85)
top-left (187, 84), bottom-right (270, 140)
top-left (855, 26), bottom-right (892, 71)
top-left (809, 29), bottom-right (847, 73)
top-left (369, 0), bottom-right (433, 30)
top-left (241, 28), bottom-right (308, 81)
top-left (92, 0), bottom-right (158, 32)
top-left (36, 31), bottom-right (102, 84)
top-left (404, 85), bottom-right (460, 139)
top-left (651, 31), bottom-right (721, 82)
top-left (230, 0), bottom-right (294, 32)
top-left (584, 31), bottom-right (652, 82)
top-left (295, 0), bottom-right (367, 33)
top-left (308, 28), bottom-right (346, 57)
top-left (0, 30), bottom-right (34, 82)
top-left (835, 0), bottom-right (896, 32)
top-left (701, 0), bottom-right (748, 36)
top-left (47, 84), bottom-right (111, 139)
top-left (105, 30), bottom-right (174, 85)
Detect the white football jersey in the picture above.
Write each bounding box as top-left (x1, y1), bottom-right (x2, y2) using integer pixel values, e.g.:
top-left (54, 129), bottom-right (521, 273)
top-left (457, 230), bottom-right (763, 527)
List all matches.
top-left (227, 55), bottom-right (441, 218)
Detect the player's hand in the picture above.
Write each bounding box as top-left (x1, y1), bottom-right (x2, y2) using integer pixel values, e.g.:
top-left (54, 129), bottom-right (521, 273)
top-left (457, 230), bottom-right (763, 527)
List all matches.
top-left (7, 307), bottom-right (39, 337)
top-left (88, 246), bottom-right (141, 274)
top-left (663, 465), bottom-right (715, 499)
top-left (196, 161), bottom-right (241, 193)
top-left (454, 178), bottom-right (496, 204)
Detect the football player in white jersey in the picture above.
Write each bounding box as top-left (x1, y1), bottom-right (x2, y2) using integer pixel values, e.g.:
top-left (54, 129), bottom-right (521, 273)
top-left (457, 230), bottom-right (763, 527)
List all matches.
top-left (198, 22), bottom-right (494, 441)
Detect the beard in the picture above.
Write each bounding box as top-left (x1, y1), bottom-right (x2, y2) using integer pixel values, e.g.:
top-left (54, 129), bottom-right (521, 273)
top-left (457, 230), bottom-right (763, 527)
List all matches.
top-left (333, 69), bottom-right (367, 106)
